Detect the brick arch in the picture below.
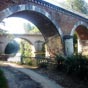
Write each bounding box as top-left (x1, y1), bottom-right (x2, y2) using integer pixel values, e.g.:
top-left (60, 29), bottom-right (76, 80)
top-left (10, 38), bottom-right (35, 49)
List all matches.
top-left (0, 4), bottom-right (63, 38)
top-left (70, 21), bottom-right (88, 36)
top-left (70, 21), bottom-right (88, 55)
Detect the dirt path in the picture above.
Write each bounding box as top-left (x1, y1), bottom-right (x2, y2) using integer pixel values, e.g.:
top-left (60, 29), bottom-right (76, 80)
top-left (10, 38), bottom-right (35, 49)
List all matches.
top-left (0, 65), bottom-right (42, 88)
top-left (0, 62), bottom-right (63, 88)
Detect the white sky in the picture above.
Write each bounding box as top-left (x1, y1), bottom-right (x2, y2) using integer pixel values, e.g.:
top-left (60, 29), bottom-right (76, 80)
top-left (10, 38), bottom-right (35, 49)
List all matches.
top-left (85, 0), bottom-right (88, 3)
top-left (0, 17), bottom-right (34, 34)
top-left (44, 0), bottom-right (88, 5)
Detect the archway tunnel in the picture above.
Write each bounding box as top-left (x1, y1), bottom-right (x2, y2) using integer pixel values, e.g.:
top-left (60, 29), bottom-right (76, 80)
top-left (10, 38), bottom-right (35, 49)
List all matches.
top-left (6, 38), bottom-right (35, 63)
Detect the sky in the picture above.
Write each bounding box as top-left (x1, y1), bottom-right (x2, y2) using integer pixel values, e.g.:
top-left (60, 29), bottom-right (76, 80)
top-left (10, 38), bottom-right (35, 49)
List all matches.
top-left (85, 0), bottom-right (88, 3)
top-left (0, 17), bottom-right (34, 34)
top-left (44, 0), bottom-right (88, 6)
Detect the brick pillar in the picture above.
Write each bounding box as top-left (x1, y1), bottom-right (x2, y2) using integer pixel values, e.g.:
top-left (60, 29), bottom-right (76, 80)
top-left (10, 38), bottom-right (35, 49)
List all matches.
top-left (63, 35), bottom-right (74, 56)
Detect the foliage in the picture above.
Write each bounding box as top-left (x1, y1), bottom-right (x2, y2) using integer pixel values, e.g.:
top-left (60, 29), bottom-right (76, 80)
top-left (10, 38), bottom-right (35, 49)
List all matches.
top-left (24, 23), bottom-right (40, 34)
top-left (20, 40), bottom-right (32, 57)
top-left (55, 54), bottom-right (88, 80)
top-left (38, 62), bottom-right (48, 68)
top-left (23, 58), bottom-right (37, 66)
top-left (55, 54), bottom-right (66, 70)
top-left (55, 54), bottom-right (65, 64)
top-left (0, 69), bottom-right (8, 88)
top-left (20, 40), bottom-right (33, 64)
top-left (5, 40), bottom-right (19, 54)
top-left (65, 54), bottom-right (88, 79)
top-left (66, 0), bottom-right (88, 15)
top-left (0, 29), bottom-right (7, 35)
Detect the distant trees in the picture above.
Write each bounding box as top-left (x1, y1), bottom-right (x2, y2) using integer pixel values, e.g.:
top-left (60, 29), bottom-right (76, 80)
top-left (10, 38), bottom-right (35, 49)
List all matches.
top-left (0, 28), bottom-right (7, 35)
top-left (66, 0), bottom-right (88, 15)
top-left (24, 23), bottom-right (40, 34)
top-left (55, 0), bottom-right (88, 15)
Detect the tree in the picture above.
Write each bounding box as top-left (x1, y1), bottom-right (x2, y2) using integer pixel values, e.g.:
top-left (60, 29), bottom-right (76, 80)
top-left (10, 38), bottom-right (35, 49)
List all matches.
top-left (0, 28), bottom-right (7, 35)
top-left (24, 23), bottom-right (40, 34)
top-left (20, 40), bottom-right (32, 57)
top-left (19, 40), bottom-right (32, 64)
top-left (66, 0), bottom-right (88, 15)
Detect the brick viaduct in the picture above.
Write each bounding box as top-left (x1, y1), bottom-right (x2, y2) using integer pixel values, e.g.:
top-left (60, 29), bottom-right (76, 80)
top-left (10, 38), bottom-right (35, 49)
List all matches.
top-left (0, 0), bottom-right (88, 56)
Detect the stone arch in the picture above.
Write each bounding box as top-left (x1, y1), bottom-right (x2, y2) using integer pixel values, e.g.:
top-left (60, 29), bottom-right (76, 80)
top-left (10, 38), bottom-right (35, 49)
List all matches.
top-left (70, 21), bottom-right (88, 36)
top-left (0, 4), bottom-right (63, 38)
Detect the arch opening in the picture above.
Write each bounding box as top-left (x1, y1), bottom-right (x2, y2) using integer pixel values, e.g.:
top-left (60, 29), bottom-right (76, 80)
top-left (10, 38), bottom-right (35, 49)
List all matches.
top-left (73, 25), bottom-right (88, 55)
top-left (0, 4), bottom-right (64, 57)
top-left (7, 38), bottom-right (35, 63)
top-left (9, 10), bottom-right (59, 39)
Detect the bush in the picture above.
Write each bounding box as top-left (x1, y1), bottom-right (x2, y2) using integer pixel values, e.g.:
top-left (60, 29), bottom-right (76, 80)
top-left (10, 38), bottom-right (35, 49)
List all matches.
top-left (55, 54), bottom-right (88, 80)
top-left (64, 54), bottom-right (88, 79)
top-left (55, 54), bottom-right (66, 70)
top-left (0, 69), bottom-right (8, 88)
top-left (24, 58), bottom-right (37, 66)
top-left (38, 62), bottom-right (48, 68)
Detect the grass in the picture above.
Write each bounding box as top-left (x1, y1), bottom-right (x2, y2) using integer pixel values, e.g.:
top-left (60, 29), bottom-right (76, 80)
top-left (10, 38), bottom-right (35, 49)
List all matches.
top-left (0, 69), bottom-right (8, 88)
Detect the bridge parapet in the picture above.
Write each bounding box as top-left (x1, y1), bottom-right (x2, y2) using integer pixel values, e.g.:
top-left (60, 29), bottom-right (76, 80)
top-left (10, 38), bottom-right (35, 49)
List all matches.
top-left (24, 0), bottom-right (88, 22)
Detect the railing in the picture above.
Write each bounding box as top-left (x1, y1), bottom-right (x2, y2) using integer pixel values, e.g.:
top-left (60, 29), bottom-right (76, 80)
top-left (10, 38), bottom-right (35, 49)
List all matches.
top-left (0, 54), bottom-right (57, 69)
top-left (36, 57), bottom-right (57, 69)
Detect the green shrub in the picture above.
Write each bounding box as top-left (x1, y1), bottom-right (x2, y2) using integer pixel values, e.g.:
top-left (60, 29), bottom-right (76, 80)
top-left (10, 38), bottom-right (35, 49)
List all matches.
top-left (64, 55), bottom-right (81, 74)
top-left (24, 58), bottom-right (37, 66)
top-left (64, 54), bottom-right (88, 79)
top-left (55, 54), bottom-right (88, 80)
top-left (0, 69), bottom-right (8, 88)
top-left (55, 54), bottom-right (66, 70)
top-left (38, 62), bottom-right (48, 68)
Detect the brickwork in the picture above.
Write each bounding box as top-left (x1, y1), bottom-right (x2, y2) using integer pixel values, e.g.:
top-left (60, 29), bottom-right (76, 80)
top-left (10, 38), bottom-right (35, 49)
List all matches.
top-left (0, 0), bottom-right (87, 37)
top-left (0, 0), bottom-right (88, 56)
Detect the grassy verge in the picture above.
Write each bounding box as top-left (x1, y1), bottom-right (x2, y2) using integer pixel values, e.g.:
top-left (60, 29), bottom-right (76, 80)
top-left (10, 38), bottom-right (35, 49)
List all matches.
top-left (0, 69), bottom-right (8, 88)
